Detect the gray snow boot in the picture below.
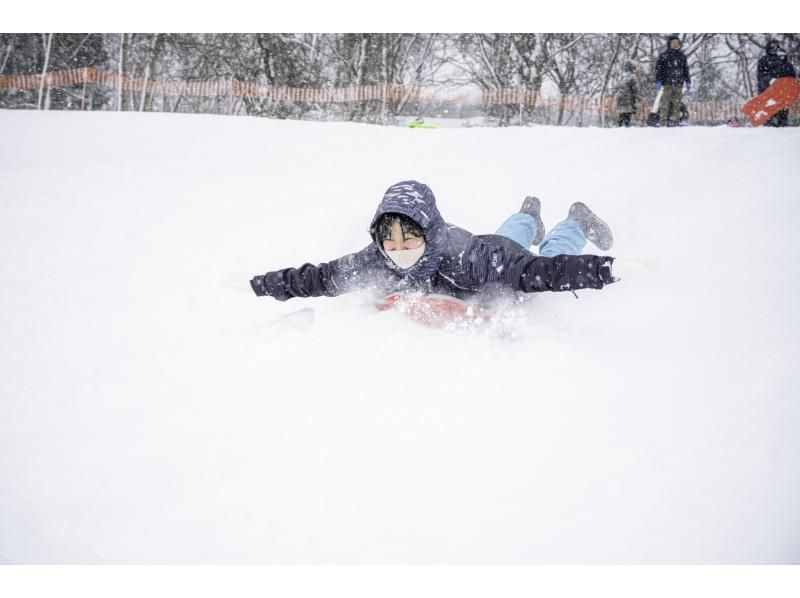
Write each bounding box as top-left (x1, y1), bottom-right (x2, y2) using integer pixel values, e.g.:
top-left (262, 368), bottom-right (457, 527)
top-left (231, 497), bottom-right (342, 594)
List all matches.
top-left (567, 202), bottom-right (614, 251)
top-left (520, 196), bottom-right (546, 246)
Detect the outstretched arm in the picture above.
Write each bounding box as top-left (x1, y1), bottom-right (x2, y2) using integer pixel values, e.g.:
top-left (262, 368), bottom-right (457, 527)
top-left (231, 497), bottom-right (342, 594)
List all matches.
top-left (464, 241), bottom-right (616, 293)
top-left (515, 253), bottom-right (616, 292)
top-left (250, 245), bottom-right (381, 301)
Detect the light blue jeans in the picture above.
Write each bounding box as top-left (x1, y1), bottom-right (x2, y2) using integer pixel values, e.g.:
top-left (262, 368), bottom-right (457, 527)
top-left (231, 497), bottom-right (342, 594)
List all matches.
top-left (495, 213), bottom-right (586, 256)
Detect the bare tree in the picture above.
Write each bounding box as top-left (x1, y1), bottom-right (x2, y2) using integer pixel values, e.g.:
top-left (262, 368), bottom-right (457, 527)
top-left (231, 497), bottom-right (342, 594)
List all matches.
top-left (37, 33), bottom-right (53, 110)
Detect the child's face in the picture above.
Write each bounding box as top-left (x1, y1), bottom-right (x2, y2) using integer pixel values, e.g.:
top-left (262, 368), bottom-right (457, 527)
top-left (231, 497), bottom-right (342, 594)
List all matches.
top-left (382, 219), bottom-right (425, 252)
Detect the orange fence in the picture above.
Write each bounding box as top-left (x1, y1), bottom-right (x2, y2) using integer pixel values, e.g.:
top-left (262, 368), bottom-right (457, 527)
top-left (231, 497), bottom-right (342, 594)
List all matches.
top-left (0, 67), bottom-right (478, 104)
top-left (0, 67), bottom-right (771, 123)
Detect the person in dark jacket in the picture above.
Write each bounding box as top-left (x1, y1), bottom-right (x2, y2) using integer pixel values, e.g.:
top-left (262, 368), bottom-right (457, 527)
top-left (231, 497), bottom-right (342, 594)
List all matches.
top-left (655, 35), bottom-right (691, 127)
top-left (757, 40), bottom-right (798, 127)
top-left (617, 61), bottom-right (640, 127)
top-left (250, 181), bottom-right (617, 304)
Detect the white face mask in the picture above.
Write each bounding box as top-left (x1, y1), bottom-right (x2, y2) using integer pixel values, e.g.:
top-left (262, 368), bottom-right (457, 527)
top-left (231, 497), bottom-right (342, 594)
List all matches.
top-left (386, 244), bottom-right (426, 269)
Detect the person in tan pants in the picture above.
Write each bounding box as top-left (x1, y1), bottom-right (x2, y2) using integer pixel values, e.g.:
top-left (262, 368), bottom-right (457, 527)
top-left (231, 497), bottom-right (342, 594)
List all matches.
top-left (655, 35), bottom-right (691, 127)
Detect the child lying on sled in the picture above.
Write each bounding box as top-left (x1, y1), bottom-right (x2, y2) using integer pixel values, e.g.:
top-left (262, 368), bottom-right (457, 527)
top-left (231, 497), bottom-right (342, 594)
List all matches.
top-left (250, 180), bottom-right (617, 302)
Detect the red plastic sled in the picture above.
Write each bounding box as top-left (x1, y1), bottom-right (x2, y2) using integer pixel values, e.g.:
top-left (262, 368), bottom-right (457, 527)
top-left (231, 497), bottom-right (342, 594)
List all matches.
top-left (376, 292), bottom-right (493, 329)
top-left (741, 77), bottom-right (800, 127)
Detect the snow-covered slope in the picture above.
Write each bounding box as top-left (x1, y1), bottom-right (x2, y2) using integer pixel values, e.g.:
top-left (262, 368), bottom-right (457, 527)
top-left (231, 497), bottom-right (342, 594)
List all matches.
top-left (1, 110), bottom-right (798, 564)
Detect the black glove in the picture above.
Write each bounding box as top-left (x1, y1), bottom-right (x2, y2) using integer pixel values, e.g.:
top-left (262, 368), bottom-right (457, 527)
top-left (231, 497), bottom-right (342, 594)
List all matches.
top-left (599, 257), bottom-right (618, 285)
top-left (250, 276), bottom-right (268, 296)
top-left (251, 273), bottom-right (293, 300)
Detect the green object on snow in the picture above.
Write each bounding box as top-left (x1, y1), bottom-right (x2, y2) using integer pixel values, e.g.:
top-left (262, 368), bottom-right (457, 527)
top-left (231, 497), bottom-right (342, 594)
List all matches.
top-left (407, 118), bottom-right (440, 129)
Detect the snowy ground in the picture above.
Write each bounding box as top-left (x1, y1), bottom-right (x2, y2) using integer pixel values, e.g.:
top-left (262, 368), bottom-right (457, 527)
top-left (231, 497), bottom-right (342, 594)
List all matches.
top-left (1, 110), bottom-right (799, 564)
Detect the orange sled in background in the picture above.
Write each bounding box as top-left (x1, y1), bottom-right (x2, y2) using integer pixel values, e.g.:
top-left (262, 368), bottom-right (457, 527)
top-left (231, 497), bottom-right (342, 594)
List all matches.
top-left (741, 77), bottom-right (800, 127)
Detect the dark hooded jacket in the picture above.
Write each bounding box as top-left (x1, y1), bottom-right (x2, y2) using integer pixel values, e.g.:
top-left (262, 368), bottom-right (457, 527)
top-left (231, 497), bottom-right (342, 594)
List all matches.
top-left (616, 62), bottom-right (640, 114)
top-left (250, 181), bottom-right (615, 302)
top-left (655, 36), bottom-right (691, 86)
top-left (757, 41), bottom-right (797, 93)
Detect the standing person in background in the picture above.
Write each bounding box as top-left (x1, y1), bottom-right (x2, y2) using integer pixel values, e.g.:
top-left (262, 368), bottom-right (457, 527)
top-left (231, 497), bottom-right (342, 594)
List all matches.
top-left (757, 40), bottom-right (798, 127)
top-left (616, 61), bottom-right (640, 127)
top-left (655, 35), bottom-right (691, 127)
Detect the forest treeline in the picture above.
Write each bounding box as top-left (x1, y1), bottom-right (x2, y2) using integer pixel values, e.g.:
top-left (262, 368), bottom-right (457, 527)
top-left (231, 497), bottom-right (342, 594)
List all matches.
top-left (1, 33), bottom-right (797, 125)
